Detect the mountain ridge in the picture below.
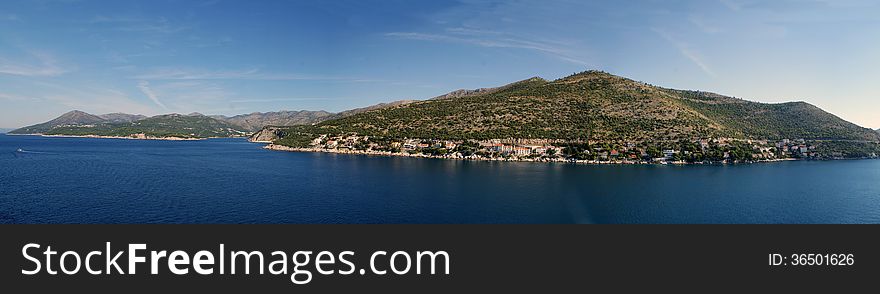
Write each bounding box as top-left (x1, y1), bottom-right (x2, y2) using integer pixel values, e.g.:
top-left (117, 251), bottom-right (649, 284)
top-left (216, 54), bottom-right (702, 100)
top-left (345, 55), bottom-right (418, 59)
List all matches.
top-left (430, 77), bottom-right (546, 100)
top-left (326, 100), bottom-right (417, 120)
top-left (11, 71), bottom-right (878, 145)
top-left (10, 110), bottom-right (107, 134)
top-left (99, 113), bottom-right (147, 123)
top-left (279, 71), bottom-right (878, 142)
top-left (251, 71), bottom-right (880, 161)
top-left (9, 99), bottom-right (420, 136)
top-left (34, 113), bottom-right (248, 139)
top-left (215, 110), bottom-right (334, 132)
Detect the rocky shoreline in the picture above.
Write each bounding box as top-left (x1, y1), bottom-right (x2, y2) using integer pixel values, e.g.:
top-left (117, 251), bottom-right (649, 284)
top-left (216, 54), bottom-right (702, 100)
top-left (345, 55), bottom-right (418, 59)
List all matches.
top-left (261, 143), bottom-right (800, 165)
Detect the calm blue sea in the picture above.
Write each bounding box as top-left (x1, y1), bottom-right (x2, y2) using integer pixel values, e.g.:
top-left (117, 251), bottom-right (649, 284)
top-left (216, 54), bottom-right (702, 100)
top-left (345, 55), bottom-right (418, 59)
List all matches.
top-left (1, 134), bottom-right (879, 224)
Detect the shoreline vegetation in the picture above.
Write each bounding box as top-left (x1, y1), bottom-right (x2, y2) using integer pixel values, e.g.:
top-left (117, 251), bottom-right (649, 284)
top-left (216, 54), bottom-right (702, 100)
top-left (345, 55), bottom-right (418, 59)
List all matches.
top-left (7, 133), bottom-right (217, 141)
top-left (6, 133), bottom-right (877, 165)
top-left (257, 135), bottom-right (878, 165)
top-left (261, 142), bottom-right (800, 165)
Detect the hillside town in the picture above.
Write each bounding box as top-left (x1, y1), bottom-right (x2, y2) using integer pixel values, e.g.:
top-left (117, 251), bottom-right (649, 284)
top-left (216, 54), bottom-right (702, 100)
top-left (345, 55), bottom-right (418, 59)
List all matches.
top-left (264, 134), bottom-right (878, 164)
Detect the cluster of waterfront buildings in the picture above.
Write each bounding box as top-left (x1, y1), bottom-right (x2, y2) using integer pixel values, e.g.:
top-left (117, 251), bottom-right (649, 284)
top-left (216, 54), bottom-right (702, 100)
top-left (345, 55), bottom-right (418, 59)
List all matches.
top-left (774, 139), bottom-right (820, 158)
top-left (290, 134), bottom-right (830, 163)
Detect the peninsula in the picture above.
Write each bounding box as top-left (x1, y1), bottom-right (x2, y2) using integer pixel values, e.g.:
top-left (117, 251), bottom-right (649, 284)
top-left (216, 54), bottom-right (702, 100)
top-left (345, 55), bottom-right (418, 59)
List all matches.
top-left (252, 71), bottom-right (880, 164)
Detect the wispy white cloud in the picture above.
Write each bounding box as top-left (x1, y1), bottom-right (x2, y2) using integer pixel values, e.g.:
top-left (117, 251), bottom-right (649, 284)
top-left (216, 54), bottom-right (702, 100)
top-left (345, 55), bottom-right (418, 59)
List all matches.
top-left (116, 21), bottom-right (187, 34)
top-left (135, 80), bottom-right (240, 112)
top-left (134, 68), bottom-right (257, 80)
top-left (653, 28), bottom-right (716, 77)
top-left (812, 0), bottom-right (879, 8)
top-left (719, 0), bottom-right (743, 11)
top-left (190, 36), bottom-right (234, 48)
top-left (88, 15), bottom-right (187, 34)
top-left (198, 0), bottom-right (222, 7)
top-left (228, 98), bottom-right (335, 103)
top-left (1, 14), bottom-right (19, 21)
top-left (25, 80), bottom-right (157, 116)
top-left (688, 15), bottom-right (722, 34)
top-left (88, 15), bottom-right (143, 23)
top-left (385, 28), bottom-right (593, 66)
top-left (0, 52), bottom-right (69, 77)
top-left (133, 68), bottom-right (347, 81)
top-left (0, 92), bottom-right (38, 102)
top-left (137, 81), bottom-right (167, 109)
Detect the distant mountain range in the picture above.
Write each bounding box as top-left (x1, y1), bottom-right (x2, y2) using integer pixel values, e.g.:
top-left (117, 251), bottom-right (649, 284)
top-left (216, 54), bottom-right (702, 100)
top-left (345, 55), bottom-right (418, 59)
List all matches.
top-left (10, 112), bottom-right (248, 139)
top-left (327, 100), bottom-right (417, 119)
top-left (11, 71), bottom-right (880, 144)
top-left (9, 100), bottom-right (416, 138)
top-left (99, 113), bottom-right (147, 123)
top-left (208, 111), bottom-right (334, 132)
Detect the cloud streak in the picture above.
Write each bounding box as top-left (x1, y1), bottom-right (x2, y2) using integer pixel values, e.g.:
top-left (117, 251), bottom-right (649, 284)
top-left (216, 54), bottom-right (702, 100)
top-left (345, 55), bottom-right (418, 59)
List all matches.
top-left (719, 0), bottom-right (743, 11)
top-left (137, 81), bottom-right (167, 109)
top-left (385, 29), bottom-right (593, 66)
top-left (653, 28), bottom-right (716, 77)
top-left (688, 15), bottom-right (722, 34)
top-left (89, 16), bottom-right (188, 34)
top-left (0, 52), bottom-right (69, 77)
top-left (131, 68), bottom-right (395, 85)
top-left (132, 68), bottom-right (345, 81)
top-left (23, 80), bottom-right (158, 116)
top-left (0, 92), bottom-right (38, 102)
top-left (228, 98), bottom-right (335, 103)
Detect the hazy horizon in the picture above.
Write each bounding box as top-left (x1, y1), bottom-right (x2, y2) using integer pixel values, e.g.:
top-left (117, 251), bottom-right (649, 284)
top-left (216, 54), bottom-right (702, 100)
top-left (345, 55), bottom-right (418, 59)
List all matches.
top-left (2, 0), bottom-right (879, 129)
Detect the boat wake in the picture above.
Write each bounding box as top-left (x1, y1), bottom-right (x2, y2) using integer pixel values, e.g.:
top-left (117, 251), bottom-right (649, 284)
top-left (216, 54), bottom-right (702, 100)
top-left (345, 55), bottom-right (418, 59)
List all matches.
top-left (15, 149), bottom-right (54, 154)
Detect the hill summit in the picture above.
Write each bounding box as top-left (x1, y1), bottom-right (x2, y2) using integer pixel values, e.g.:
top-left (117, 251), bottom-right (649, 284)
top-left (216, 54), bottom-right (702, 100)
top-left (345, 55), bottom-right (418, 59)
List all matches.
top-left (257, 71), bottom-right (879, 161)
top-left (277, 70), bottom-right (878, 142)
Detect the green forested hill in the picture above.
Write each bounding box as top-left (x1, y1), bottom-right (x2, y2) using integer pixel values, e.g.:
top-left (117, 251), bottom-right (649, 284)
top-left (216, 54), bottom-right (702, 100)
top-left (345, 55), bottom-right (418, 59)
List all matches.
top-left (670, 90), bottom-right (877, 141)
top-left (266, 71), bottom-right (879, 143)
top-left (39, 114), bottom-right (247, 138)
top-left (9, 110), bottom-right (107, 134)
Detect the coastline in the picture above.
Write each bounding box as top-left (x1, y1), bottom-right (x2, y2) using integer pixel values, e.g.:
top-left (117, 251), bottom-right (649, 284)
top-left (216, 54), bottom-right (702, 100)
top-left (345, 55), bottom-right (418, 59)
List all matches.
top-left (8, 133), bottom-right (206, 141)
top-left (261, 143), bottom-right (802, 165)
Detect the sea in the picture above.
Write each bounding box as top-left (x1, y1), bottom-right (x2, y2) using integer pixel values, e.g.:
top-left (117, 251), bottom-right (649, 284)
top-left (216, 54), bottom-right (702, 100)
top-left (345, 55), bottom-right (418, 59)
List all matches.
top-left (1, 134), bottom-right (879, 224)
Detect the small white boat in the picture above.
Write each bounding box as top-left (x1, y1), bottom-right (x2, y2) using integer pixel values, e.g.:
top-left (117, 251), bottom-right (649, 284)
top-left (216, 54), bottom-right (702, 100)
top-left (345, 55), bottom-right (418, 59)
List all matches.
top-left (17, 148), bottom-right (23, 152)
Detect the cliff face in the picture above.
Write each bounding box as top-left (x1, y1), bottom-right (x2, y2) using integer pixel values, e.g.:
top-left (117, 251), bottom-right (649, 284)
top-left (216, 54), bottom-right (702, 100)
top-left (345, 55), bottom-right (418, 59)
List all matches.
top-left (249, 126), bottom-right (285, 142)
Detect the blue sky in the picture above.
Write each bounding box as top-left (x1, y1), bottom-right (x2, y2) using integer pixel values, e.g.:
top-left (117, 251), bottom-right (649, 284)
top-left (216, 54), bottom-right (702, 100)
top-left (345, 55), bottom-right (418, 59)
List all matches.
top-left (1, 0), bottom-right (879, 129)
